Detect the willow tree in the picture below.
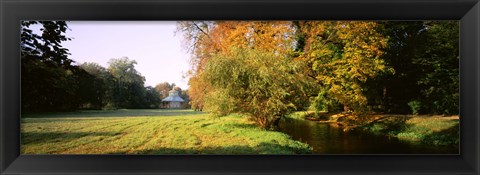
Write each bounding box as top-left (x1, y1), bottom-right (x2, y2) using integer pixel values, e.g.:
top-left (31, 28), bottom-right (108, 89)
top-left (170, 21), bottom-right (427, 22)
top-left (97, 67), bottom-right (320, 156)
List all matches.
top-left (201, 48), bottom-right (313, 129)
top-left (297, 21), bottom-right (391, 113)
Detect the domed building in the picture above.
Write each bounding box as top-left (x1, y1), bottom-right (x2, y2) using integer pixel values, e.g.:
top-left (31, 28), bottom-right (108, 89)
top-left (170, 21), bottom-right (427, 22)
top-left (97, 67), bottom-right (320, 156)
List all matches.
top-left (161, 89), bottom-right (185, 108)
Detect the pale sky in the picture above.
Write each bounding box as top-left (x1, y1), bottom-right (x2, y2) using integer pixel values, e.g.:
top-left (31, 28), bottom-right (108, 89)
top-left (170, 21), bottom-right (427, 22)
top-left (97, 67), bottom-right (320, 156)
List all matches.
top-left (61, 21), bottom-right (191, 89)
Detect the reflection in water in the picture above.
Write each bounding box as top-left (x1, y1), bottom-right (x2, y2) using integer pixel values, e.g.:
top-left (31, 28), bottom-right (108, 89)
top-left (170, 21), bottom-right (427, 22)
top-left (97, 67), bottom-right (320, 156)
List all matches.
top-left (278, 118), bottom-right (458, 154)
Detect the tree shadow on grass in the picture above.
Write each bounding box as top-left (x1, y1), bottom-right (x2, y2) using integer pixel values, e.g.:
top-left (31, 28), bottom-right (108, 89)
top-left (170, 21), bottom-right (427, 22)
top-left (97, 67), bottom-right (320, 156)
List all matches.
top-left (421, 122), bottom-right (459, 149)
top-left (21, 131), bottom-right (120, 145)
top-left (364, 117), bottom-right (459, 151)
top-left (364, 116), bottom-right (412, 135)
top-left (120, 142), bottom-right (311, 155)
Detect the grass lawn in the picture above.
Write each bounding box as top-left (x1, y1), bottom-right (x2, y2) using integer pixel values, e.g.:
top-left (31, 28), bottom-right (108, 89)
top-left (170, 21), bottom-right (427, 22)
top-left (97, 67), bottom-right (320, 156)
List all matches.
top-left (363, 115), bottom-right (459, 146)
top-left (21, 109), bottom-right (311, 154)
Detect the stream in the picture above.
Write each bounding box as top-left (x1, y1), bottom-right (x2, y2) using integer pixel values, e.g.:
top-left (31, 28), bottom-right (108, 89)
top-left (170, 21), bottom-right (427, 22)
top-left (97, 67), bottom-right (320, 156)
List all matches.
top-left (278, 117), bottom-right (459, 154)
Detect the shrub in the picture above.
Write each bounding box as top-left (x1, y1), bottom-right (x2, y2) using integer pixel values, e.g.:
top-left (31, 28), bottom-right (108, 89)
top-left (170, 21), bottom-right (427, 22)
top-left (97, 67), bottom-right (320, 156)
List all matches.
top-left (408, 100), bottom-right (422, 115)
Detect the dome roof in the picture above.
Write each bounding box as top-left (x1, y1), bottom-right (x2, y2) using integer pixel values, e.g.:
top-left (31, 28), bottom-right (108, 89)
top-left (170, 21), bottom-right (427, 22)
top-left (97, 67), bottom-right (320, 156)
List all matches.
top-left (161, 95), bottom-right (185, 102)
top-left (162, 89), bottom-right (185, 102)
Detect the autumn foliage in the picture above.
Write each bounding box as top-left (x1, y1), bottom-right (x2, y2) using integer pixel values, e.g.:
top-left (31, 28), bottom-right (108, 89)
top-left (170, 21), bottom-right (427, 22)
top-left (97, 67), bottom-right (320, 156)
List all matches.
top-left (178, 21), bottom-right (459, 129)
top-left (297, 21), bottom-right (391, 113)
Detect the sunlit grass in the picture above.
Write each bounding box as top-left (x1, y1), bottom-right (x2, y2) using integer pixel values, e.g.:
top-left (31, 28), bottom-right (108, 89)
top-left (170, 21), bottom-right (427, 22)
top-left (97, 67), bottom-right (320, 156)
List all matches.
top-left (21, 109), bottom-right (311, 154)
top-left (363, 115), bottom-right (459, 146)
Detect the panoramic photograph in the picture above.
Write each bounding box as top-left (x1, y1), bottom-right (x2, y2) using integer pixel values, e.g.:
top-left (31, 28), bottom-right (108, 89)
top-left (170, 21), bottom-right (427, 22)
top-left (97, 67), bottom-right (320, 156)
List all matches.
top-left (20, 21), bottom-right (459, 154)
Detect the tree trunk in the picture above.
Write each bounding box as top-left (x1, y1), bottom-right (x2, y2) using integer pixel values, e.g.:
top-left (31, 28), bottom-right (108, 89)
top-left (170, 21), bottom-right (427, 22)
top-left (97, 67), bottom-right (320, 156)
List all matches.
top-left (382, 85), bottom-right (388, 112)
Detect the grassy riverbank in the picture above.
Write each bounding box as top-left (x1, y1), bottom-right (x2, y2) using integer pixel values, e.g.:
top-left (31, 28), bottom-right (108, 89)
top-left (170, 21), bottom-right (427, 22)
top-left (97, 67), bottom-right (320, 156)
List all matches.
top-left (21, 109), bottom-right (311, 154)
top-left (293, 111), bottom-right (459, 146)
top-left (363, 115), bottom-right (459, 146)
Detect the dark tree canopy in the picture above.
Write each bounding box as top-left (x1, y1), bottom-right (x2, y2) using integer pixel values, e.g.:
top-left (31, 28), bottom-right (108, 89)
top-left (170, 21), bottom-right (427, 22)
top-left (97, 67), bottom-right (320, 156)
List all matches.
top-left (21, 21), bottom-right (79, 112)
top-left (366, 21), bottom-right (459, 115)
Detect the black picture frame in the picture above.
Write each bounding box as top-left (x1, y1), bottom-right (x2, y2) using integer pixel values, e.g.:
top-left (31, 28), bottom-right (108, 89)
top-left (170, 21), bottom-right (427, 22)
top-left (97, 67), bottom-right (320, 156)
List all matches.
top-left (1, 0), bottom-right (479, 174)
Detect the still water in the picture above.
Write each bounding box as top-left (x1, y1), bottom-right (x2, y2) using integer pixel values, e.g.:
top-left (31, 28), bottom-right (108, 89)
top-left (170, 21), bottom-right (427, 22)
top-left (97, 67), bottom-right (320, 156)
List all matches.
top-left (278, 117), bottom-right (458, 154)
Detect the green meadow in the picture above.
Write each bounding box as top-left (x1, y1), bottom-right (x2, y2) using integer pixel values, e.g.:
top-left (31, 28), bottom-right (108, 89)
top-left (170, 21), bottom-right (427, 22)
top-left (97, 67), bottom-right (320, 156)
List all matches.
top-left (21, 109), bottom-right (311, 154)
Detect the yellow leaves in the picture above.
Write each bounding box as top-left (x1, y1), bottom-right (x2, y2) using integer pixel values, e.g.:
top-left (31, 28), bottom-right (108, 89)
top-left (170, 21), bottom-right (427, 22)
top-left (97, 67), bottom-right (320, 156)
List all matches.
top-left (296, 21), bottom-right (389, 112)
top-left (208, 21), bottom-right (294, 56)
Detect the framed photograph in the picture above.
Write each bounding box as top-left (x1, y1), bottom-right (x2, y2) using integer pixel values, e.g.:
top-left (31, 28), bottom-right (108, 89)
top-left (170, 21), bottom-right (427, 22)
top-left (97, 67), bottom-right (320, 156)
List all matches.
top-left (1, 0), bottom-right (479, 174)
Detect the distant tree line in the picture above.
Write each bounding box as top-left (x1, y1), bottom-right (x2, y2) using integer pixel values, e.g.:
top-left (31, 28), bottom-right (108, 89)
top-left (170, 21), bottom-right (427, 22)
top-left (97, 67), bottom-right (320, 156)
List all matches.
top-left (78, 58), bottom-right (162, 110)
top-left (179, 21), bottom-right (459, 129)
top-left (21, 21), bottom-right (188, 112)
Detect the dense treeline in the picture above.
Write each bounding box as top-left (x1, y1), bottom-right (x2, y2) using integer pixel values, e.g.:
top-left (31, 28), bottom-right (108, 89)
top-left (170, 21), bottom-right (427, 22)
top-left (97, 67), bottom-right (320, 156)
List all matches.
top-left (78, 58), bottom-right (162, 110)
top-left (178, 21), bottom-right (459, 129)
top-left (376, 21), bottom-right (459, 115)
top-left (22, 21), bottom-right (82, 112)
top-left (21, 21), bottom-right (184, 112)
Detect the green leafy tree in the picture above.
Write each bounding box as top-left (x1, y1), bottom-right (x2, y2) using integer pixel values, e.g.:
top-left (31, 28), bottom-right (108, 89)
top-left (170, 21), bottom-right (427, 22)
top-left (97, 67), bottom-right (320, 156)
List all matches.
top-left (414, 21), bottom-right (459, 114)
top-left (375, 21), bottom-right (459, 115)
top-left (201, 48), bottom-right (314, 129)
top-left (373, 21), bottom-right (426, 114)
top-left (144, 86), bottom-right (162, 108)
top-left (107, 57), bottom-right (146, 108)
top-left (79, 62), bottom-right (114, 109)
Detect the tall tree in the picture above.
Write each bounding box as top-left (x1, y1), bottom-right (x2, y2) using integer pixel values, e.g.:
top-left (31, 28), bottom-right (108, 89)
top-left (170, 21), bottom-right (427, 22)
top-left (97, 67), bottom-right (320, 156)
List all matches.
top-left (375, 21), bottom-right (459, 114)
top-left (372, 21), bottom-right (426, 114)
top-left (79, 62), bottom-right (114, 109)
top-left (21, 21), bottom-right (81, 112)
top-left (410, 21), bottom-right (459, 114)
top-left (144, 86), bottom-right (162, 108)
top-left (107, 57), bottom-right (146, 108)
top-left (297, 21), bottom-right (391, 113)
